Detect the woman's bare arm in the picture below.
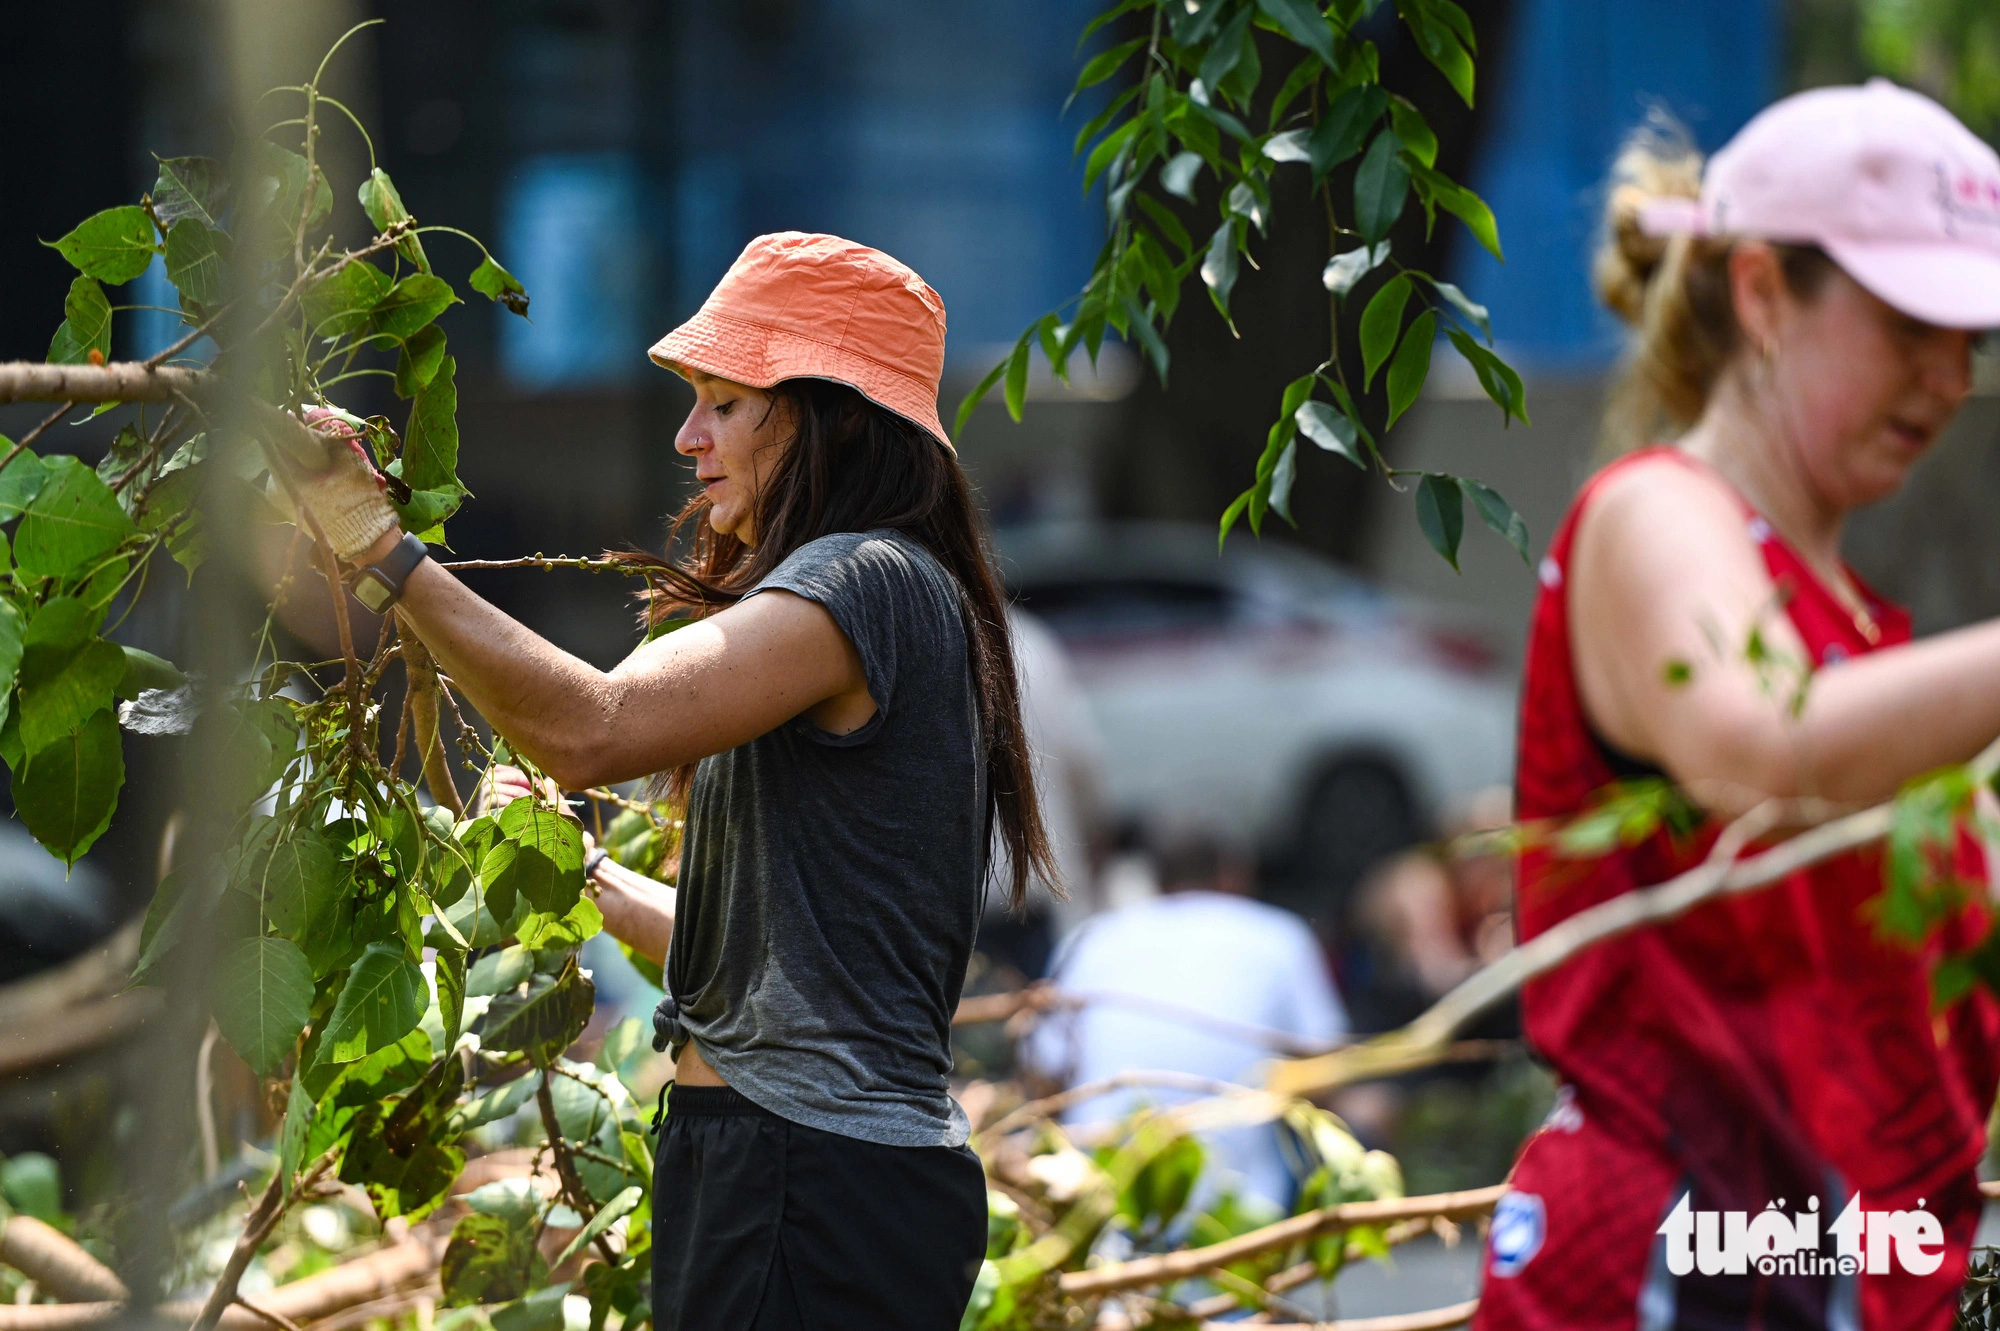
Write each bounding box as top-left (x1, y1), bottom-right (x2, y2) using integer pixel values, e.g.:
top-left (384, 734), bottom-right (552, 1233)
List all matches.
top-left (1571, 458), bottom-right (2000, 813)
top-left (592, 857), bottom-right (676, 965)
top-left (389, 555), bottom-right (867, 790)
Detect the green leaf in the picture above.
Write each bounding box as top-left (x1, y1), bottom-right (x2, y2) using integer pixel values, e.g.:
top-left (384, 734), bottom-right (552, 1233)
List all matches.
top-left (1359, 274), bottom-right (1412, 388)
top-left (1003, 337), bottom-right (1032, 423)
top-left (0, 1156), bottom-right (60, 1225)
top-left (1406, 10), bottom-right (1475, 105)
top-left (442, 1212), bottom-right (542, 1307)
top-left (1310, 86), bottom-right (1386, 179)
top-left (16, 708), bottom-right (123, 865)
top-left (211, 938), bottom-right (313, 1075)
top-left (1075, 37), bottom-right (1145, 93)
top-left (1464, 478), bottom-right (1531, 563)
top-left (19, 639), bottom-right (124, 754)
top-left (303, 261), bottom-right (391, 340)
top-left (48, 207), bottom-right (156, 285)
top-left (390, 325), bottom-right (449, 401)
top-left (262, 827), bottom-right (340, 939)
top-left (1427, 278), bottom-right (1491, 340)
top-left (322, 943), bottom-right (426, 1064)
top-left (554, 1186), bottom-right (643, 1268)
top-left (1263, 129), bottom-right (1313, 164)
top-left (372, 274), bottom-right (459, 345)
top-left (1256, 0), bottom-right (1338, 68)
top-left (338, 1054), bottom-right (466, 1220)
top-left (402, 355), bottom-right (460, 492)
top-left (1218, 487), bottom-right (1254, 549)
top-left (1445, 329), bottom-right (1529, 424)
top-left (1267, 440), bottom-right (1299, 525)
top-left (1414, 472), bottom-right (1465, 571)
top-left (163, 219), bottom-right (227, 306)
top-left (47, 278), bottom-right (112, 366)
top-left (1121, 296), bottom-right (1171, 384)
top-left (470, 256), bottom-right (530, 317)
top-left (954, 358), bottom-right (1008, 438)
top-left (1296, 401), bottom-right (1365, 468)
top-left (492, 1286), bottom-right (571, 1331)
top-left (151, 156), bottom-right (228, 229)
top-left (1411, 162), bottom-right (1503, 260)
top-left (491, 799), bottom-right (584, 908)
top-left (1161, 151), bottom-right (1203, 202)
top-left (1322, 241), bottom-right (1390, 297)
top-left (0, 451), bottom-right (50, 522)
top-left (1385, 310), bottom-right (1435, 427)
top-left (435, 942), bottom-right (467, 1051)
top-left (16, 457), bottom-right (138, 579)
top-left (1199, 4), bottom-right (1255, 92)
top-left (357, 167), bottom-right (432, 273)
top-left (482, 966), bottom-right (594, 1064)
top-left (117, 645), bottom-right (186, 698)
top-left (1353, 129), bottom-right (1410, 243)
top-left (0, 601), bottom-right (25, 731)
top-left (1387, 96), bottom-right (1439, 167)
top-left (513, 894), bottom-right (603, 950)
top-left (1201, 220), bottom-right (1240, 329)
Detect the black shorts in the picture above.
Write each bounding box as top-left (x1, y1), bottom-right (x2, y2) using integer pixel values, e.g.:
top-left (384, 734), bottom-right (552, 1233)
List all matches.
top-left (650, 1084), bottom-right (988, 1331)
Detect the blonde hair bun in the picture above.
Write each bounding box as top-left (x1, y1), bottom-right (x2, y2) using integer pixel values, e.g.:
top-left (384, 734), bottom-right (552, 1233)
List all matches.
top-left (1593, 117), bottom-right (1705, 329)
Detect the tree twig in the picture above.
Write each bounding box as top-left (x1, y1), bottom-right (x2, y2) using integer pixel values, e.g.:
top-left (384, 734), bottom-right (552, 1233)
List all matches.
top-left (189, 1150), bottom-right (338, 1331)
top-left (439, 554), bottom-right (648, 576)
top-left (533, 1070), bottom-right (617, 1266)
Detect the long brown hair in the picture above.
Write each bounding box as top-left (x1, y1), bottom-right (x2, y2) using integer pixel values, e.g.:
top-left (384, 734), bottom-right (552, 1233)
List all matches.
top-left (614, 377), bottom-right (1058, 913)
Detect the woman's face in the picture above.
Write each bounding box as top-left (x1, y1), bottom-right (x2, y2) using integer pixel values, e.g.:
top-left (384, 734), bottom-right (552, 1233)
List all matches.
top-left (1753, 252), bottom-right (1976, 507)
top-left (673, 371), bottom-right (793, 545)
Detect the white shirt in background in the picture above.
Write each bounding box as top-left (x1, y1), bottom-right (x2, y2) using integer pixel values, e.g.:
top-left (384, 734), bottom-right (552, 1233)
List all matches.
top-left (1027, 890), bottom-right (1348, 1214)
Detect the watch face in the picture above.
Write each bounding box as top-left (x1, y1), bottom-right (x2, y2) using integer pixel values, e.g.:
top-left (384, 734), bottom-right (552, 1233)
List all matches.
top-left (352, 572), bottom-right (394, 613)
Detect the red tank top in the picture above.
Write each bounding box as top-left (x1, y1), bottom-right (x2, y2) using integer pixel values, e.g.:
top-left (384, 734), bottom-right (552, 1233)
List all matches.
top-left (1515, 447), bottom-right (2000, 1236)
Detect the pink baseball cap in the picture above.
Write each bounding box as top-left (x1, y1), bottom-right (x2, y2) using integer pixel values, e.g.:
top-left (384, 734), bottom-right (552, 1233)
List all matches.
top-left (649, 232), bottom-right (953, 450)
top-left (1641, 80), bottom-right (2000, 329)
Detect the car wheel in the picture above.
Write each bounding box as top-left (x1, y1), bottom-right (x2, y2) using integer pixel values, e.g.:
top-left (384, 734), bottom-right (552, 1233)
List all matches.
top-left (1288, 759), bottom-right (1422, 928)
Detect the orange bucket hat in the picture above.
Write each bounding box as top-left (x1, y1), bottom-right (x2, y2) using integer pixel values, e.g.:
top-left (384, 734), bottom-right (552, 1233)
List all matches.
top-left (648, 232), bottom-right (953, 451)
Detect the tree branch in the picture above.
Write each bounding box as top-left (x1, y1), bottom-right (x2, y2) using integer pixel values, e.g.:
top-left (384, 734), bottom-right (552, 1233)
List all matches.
top-left (0, 363), bottom-right (210, 405)
top-left (1269, 734), bottom-right (2000, 1100)
top-left (396, 618), bottom-right (462, 817)
top-left (189, 1150), bottom-right (338, 1331)
top-left (533, 1070), bottom-right (617, 1266)
top-left (1057, 1184), bottom-right (1504, 1298)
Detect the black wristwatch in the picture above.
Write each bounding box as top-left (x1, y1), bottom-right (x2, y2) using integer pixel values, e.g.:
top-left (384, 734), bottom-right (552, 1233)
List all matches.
top-left (348, 532), bottom-right (430, 613)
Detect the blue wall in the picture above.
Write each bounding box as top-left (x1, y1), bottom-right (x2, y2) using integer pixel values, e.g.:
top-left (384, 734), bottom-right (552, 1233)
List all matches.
top-left (1445, 0), bottom-right (1781, 373)
top-left (496, 0), bottom-right (1111, 388)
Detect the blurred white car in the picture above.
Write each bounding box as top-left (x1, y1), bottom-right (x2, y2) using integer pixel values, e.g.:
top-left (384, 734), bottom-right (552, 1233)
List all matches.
top-left (996, 522), bottom-right (1518, 925)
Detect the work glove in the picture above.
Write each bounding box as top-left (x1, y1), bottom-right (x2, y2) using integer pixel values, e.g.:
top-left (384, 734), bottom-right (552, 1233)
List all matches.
top-left (272, 406), bottom-right (401, 561)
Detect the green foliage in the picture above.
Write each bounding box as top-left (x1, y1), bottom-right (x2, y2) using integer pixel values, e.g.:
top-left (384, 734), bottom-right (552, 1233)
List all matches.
top-left (955, 0), bottom-right (1529, 564)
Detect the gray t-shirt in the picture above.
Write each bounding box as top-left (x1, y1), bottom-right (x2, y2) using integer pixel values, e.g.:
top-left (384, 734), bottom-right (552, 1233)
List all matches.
top-left (656, 529), bottom-right (984, 1147)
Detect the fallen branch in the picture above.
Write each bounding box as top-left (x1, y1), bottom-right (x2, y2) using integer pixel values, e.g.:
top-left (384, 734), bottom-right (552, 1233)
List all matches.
top-left (0, 1218), bottom-right (126, 1303)
top-left (1268, 793), bottom-right (1903, 1098)
top-left (1058, 1184), bottom-right (1505, 1298)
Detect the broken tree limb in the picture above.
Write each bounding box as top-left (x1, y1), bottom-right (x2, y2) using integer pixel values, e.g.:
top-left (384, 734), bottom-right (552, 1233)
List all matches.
top-left (0, 1218), bottom-right (126, 1303)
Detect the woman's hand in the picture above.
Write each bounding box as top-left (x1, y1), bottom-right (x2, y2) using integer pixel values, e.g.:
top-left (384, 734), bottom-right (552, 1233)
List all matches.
top-left (476, 764), bottom-right (565, 817)
top-left (277, 407), bottom-right (402, 561)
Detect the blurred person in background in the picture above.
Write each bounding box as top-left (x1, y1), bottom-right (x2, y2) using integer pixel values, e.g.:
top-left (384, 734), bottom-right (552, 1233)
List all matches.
top-left (1478, 84), bottom-right (2000, 1329)
top-left (978, 606), bottom-right (1108, 981)
top-left (1334, 786), bottom-right (1515, 1144)
top-left (1025, 824), bottom-right (1346, 1214)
